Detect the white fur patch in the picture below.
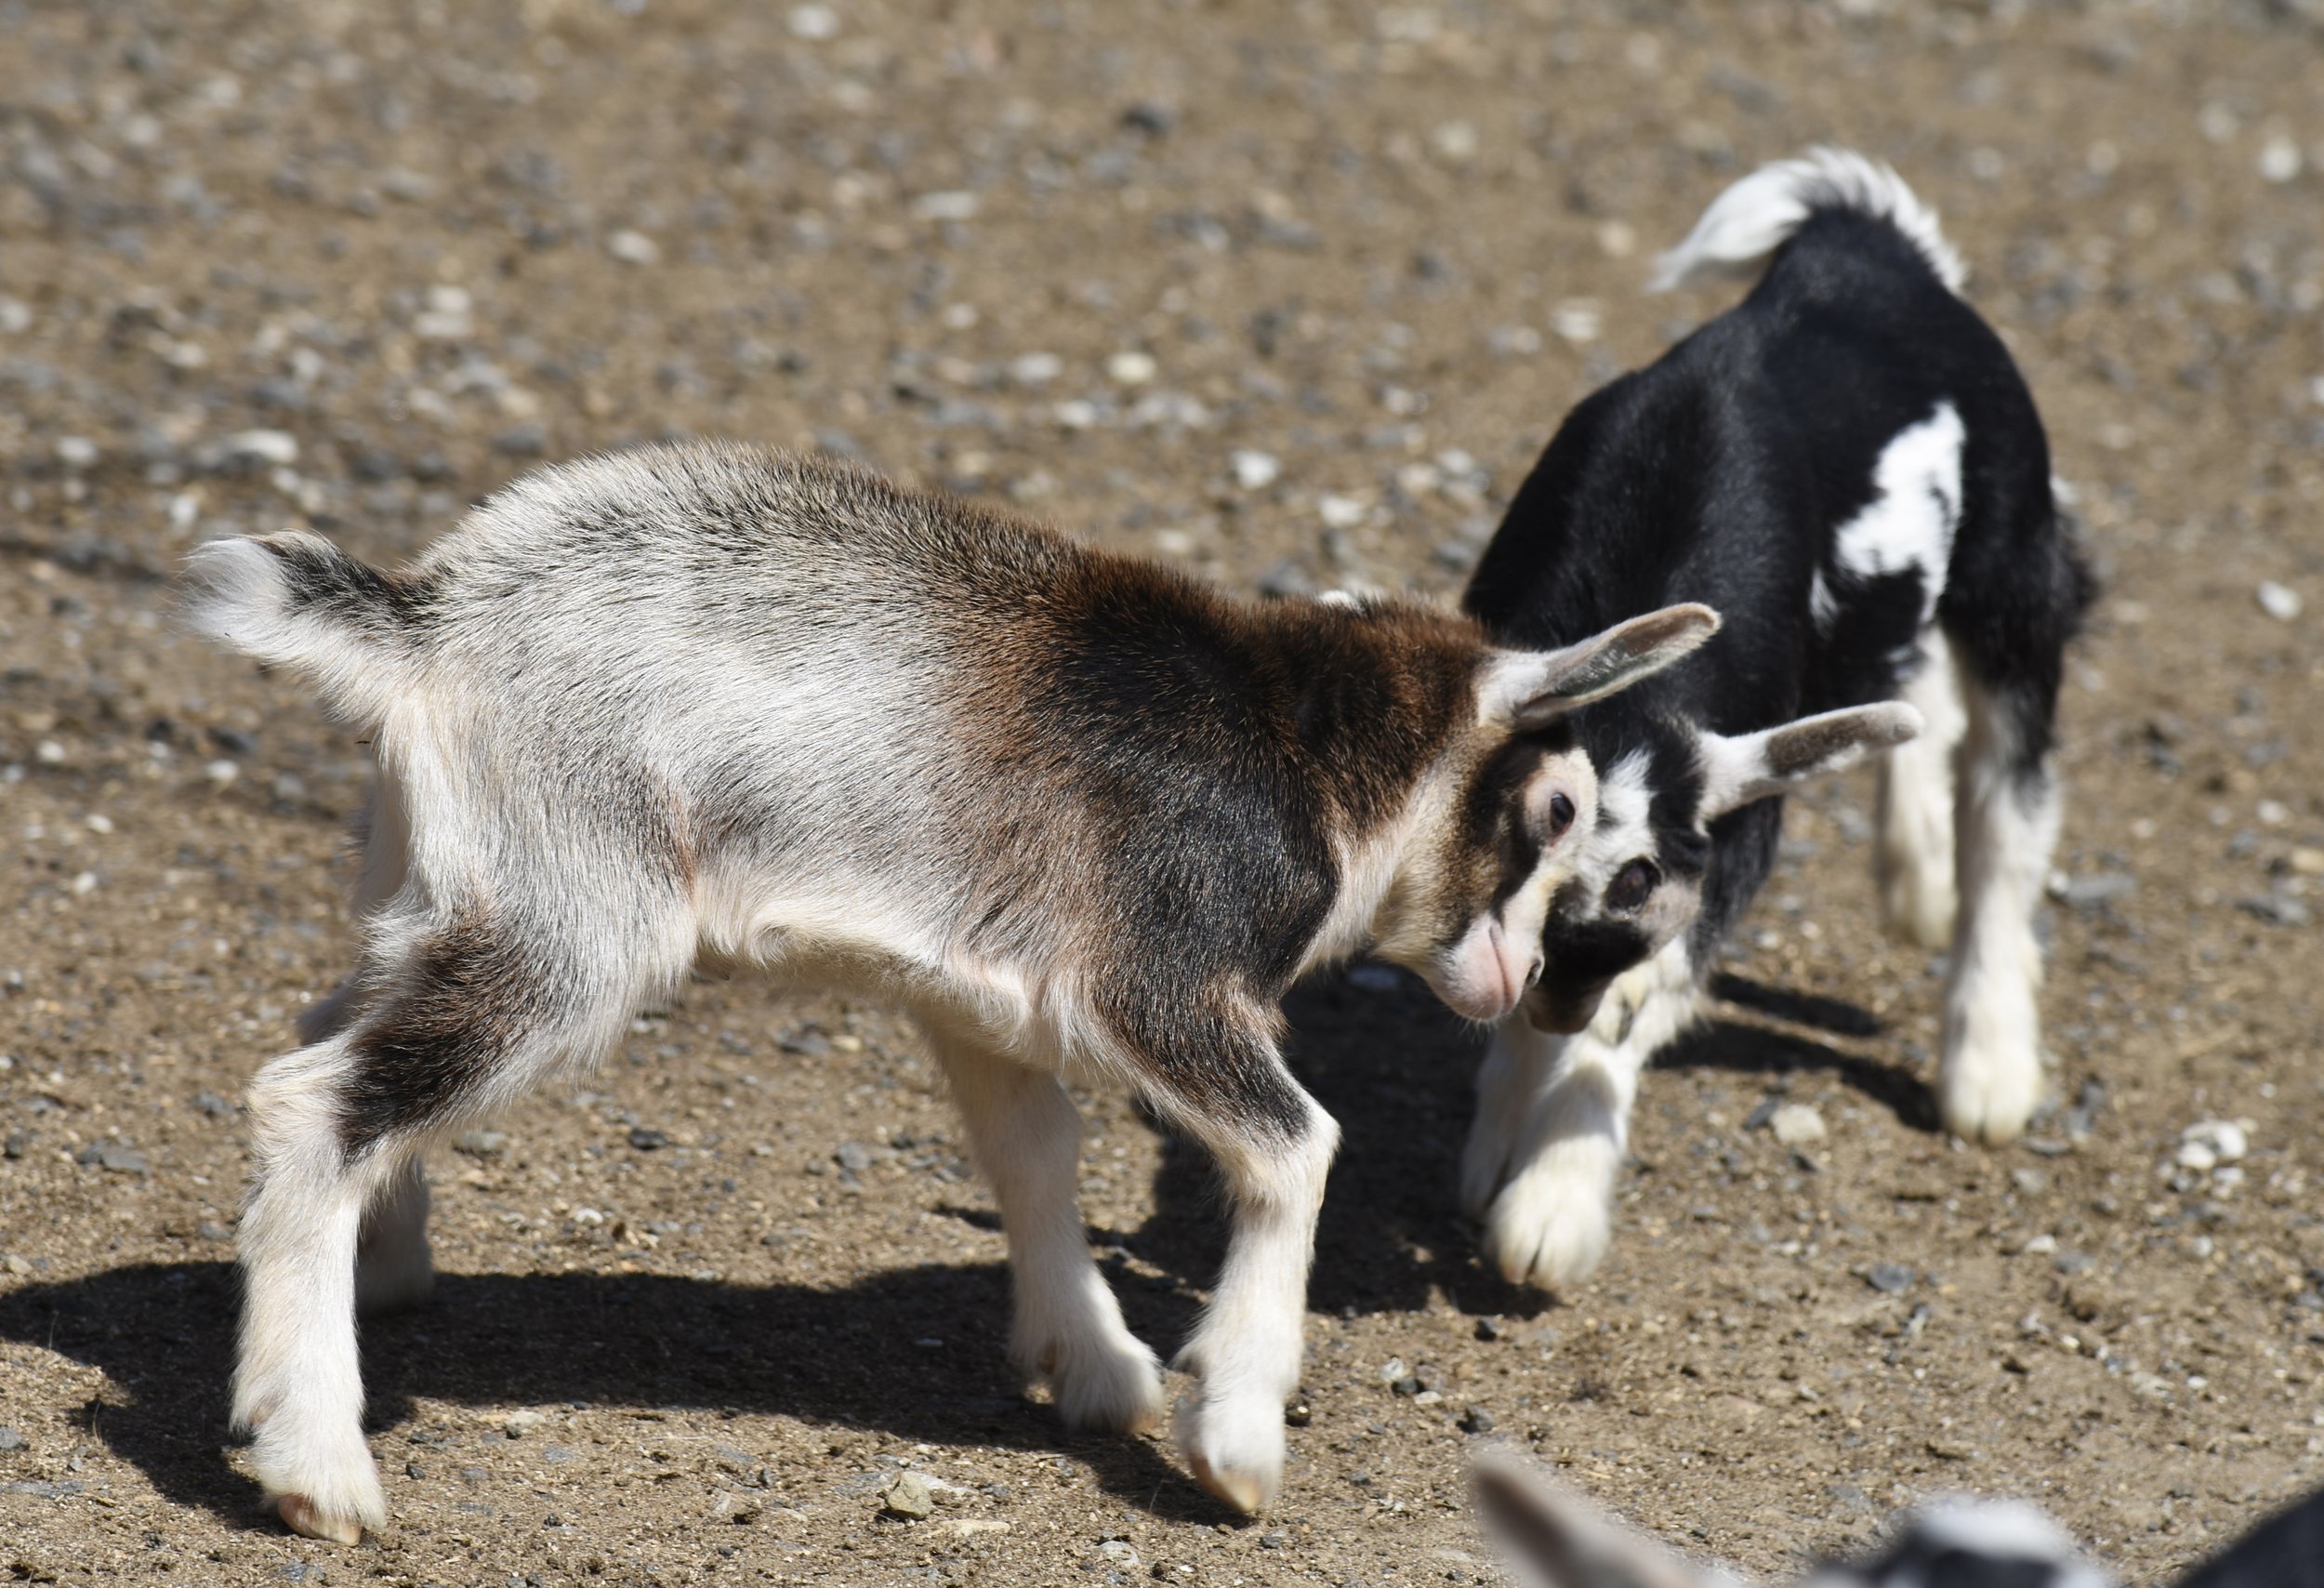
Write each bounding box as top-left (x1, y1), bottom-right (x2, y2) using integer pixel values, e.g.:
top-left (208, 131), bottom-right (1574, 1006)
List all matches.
top-left (1812, 403), bottom-right (1965, 631)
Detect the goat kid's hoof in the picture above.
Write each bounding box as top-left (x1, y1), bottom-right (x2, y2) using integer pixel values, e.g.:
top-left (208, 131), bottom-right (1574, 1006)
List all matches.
top-left (1482, 1173), bottom-right (1613, 1295)
top-left (275, 1494), bottom-right (365, 1546)
top-left (1938, 1054), bottom-right (2040, 1146)
top-left (1040, 1338), bottom-right (1166, 1436)
top-left (1175, 1393), bottom-right (1284, 1515)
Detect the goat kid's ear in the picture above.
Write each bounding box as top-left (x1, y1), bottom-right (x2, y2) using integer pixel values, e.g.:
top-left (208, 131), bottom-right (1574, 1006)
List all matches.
top-left (1696, 701), bottom-right (1923, 822)
top-left (1473, 1450), bottom-right (1736, 1588)
top-left (1479, 604), bottom-right (1723, 730)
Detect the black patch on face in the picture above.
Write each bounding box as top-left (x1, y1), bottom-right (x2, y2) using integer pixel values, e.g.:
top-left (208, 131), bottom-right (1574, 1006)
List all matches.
top-left (339, 907), bottom-right (543, 1157)
top-left (1454, 726), bottom-right (1578, 914)
top-left (1532, 910), bottom-right (1654, 1015)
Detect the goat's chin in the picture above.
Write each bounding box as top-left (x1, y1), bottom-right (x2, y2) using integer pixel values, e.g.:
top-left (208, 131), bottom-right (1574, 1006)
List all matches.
top-left (1525, 991), bottom-right (1604, 1035)
top-left (1427, 967), bottom-right (1522, 1025)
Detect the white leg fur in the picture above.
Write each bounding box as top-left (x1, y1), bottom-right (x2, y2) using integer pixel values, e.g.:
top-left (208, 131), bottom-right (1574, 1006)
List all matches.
top-left (1172, 1099), bottom-right (1338, 1514)
top-left (1877, 629), bottom-right (1967, 949)
top-left (1466, 941), bottom-right (1699, 1293)
top-left (931, 1033), bottom-right (1163, 1434)
top-left (354, 1157), bottom-right (434, 1316)
top-left (231, 1040), bottom-right (394, 1544)
top-left (1938, 681), bottom-right (2057, 1144)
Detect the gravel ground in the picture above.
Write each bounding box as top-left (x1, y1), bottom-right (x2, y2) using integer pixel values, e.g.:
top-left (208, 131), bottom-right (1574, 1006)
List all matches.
top-left (4, 2), bottom-right (2323, 1584)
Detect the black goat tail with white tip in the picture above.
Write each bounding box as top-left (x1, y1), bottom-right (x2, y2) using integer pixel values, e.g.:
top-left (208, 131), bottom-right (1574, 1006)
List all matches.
top-left (1648, 145), bottom-right (1969, 295)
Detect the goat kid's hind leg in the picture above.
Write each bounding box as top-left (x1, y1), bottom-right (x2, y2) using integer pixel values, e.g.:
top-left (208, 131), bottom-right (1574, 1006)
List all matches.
top-left (1938, 676), bottom-right (2059, 1145)
top-left (1160, 1050), bottom-right (1338, 1515)
top-left (354, 1156), bottom-right (433, 1316)
top-left (929, 1029), bottom-right (1162, 1435)
top-left (1877, 629), bottom-right (1967, 950)
top-left (231, 1039), bottom-right (408, 1544)
top-left (237, 898), bottom-right (690, 1544)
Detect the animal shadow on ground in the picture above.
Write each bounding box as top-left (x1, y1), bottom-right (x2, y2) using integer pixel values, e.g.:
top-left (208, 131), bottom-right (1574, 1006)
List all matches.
top-left (0, 1257), bottom-right (1210, 1531)
top-left (0, 973), bottom-right (1930, 1532)
top-left (1129, 969), bottom-right (1939, 1329)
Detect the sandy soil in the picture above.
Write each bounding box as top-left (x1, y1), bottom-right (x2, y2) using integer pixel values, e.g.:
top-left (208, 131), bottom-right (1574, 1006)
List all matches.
top-left (3, 2), bottom-right (2322, 1583)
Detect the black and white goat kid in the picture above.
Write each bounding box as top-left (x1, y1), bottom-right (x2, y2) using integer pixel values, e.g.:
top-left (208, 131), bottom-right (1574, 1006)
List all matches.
top-left (1459, 150), bottom-right (2091, 1291)
top-left (186, 442), bottom-right (1718, 1542)
top-left (1474, 1447), bottom-right (2324, 1588)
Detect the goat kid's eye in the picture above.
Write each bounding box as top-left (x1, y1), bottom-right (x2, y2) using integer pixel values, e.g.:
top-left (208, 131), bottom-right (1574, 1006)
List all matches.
top-left (1606, 858), bottom-right (1659, 913)
top-left (1545, 791), bottom-right (1577, 838)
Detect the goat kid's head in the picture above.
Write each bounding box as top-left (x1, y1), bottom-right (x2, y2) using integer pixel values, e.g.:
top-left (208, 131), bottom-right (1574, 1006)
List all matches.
top-left (1524, 699), bottom-right (1923, 1036)
top-left (1474, 1449), bottom-right (2112, 1588)
top-left (1379, 604), bottom-right (1721, 1024)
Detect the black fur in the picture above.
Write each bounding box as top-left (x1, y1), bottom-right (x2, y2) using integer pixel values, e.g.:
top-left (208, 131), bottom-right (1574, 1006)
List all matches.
top-left (1467, 196), bottom-right (2090, 1013)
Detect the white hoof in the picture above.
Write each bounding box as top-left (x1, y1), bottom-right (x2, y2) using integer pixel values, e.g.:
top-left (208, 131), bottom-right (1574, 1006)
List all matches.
top-left (1016, 1327), bottom-right (1165, 1436)
top-left (1938, 1037), bottom-right (2041, 1145)
top-left (1879, 864), bottom-right (1958, 951)
top-left (1175, 1389), bottom-right (1285, 1514)
top-left (237, 1404), bottom-right (386, 1545)
top-left (1480, 1150), bottom-right (1615, 1294)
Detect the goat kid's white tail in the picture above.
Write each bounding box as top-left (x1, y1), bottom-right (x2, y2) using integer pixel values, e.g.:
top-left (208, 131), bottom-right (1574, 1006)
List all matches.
top-left (1647, 146), bottom-right (1967, 296)
top-left (182, 532), bottom-right (416, 728)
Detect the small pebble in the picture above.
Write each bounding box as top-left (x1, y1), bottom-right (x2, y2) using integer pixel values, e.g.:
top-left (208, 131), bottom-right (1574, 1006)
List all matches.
top-left (1867, 1262), bottom-right (1915, 1295)
top-left (627, 1127), bottom-right (668, 1151)
top-left (834, 1141), bottom-right (873, 1172)
top-left (1106, 350), bottom-right (1157, 386)
top-left (1768, 1103), bottom-right (1827, 1148)
top-left (2180, 1119), bottom-right (2248, 1167)
top-left (883, 1471), bottom-right (934, 1520)
top-left (1229, 449), bottom-right (1281, 490)
top-left (0, 1428), bottom-right (25, 1452)
top-left (606, 229), bottom-right (661, 266)
top-left (2256, 581), bottom-right (2303, 622)
top-left (502, 1409), bottom-right (548, 1437)
top-left (455, 1129), bottom-right (509, 1158)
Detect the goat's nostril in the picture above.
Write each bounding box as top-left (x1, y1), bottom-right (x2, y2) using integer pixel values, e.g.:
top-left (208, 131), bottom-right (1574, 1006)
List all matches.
top-left (1525, 956), bottom-right (1544, 988)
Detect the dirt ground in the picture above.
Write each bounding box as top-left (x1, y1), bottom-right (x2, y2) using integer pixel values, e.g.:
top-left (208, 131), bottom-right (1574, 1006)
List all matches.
top-left (3, 1), bottom-right (2322, 1583)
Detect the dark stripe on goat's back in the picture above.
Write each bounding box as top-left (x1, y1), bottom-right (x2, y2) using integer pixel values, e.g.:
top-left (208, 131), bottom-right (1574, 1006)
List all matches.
top-left (263, 536), bottom-right (439, 633)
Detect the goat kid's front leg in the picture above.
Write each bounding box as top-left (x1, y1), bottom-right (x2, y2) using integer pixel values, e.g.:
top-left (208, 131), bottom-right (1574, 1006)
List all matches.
top-left (1467, 943), bottom-right (1697, 1294)
top-left (1170, 1084), bottom-right (1338, 1515)
top-left (933, 1033), bottom-right (1163, 1434)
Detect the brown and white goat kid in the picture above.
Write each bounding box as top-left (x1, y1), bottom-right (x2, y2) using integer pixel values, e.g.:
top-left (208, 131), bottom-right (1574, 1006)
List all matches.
top-left (185, 441), bottom-right (1719, 1542)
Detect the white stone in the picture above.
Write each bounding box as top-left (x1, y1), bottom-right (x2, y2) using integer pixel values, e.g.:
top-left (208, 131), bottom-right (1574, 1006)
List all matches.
top-left (1317, 493), bottom-right (1367, 529)
top-left (1550, 299), bottom-right (1602, 344)
top-left (2182, 1118), bottom-right (2248, 1164)
top-left (2258, 137), bottom-right (2304, 184)
top-left (1105, 350), bottom-right (1157, 386)
top-left (910, 191), bottom-right (979, 222)
top-left (2256, 580), bottom-right (2303, 621)
top-left (1009, 351), bottom-right (1063, 385)
top-left (228, 430), bottom-right (298, 465)
top-left (1228, 450), bottom-right (1280, 491)
top-left (787, 4), bottom-right (838, 39)
top-left (1768, 1102), bottom-right (1828, 1147)
top-left (607, 229), bottom-right (661, 266)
